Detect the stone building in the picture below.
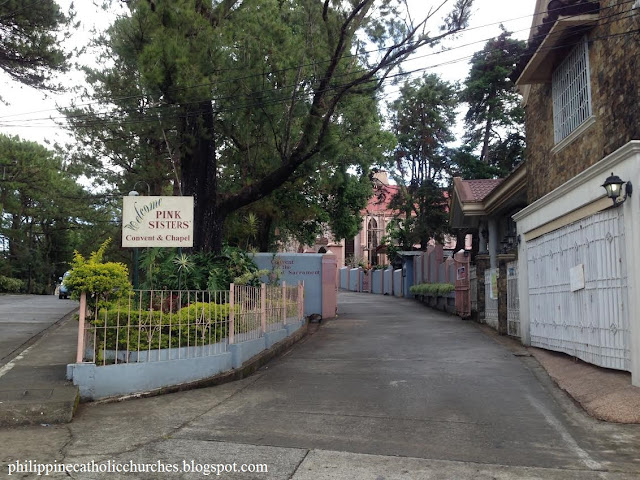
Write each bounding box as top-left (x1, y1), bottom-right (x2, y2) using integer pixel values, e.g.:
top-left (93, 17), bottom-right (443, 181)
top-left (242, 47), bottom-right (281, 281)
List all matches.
top-left (513, 0), bottom-right (640, 385)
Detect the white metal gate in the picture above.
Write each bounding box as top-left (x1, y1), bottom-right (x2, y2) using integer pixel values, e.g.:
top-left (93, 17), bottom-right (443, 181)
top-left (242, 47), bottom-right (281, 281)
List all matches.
top-left (527, 209), bottom-right (629, 371)
top-left (484, 268), bottom-right (499, 330)
top-left (507, 261), bottom-right (520, 337)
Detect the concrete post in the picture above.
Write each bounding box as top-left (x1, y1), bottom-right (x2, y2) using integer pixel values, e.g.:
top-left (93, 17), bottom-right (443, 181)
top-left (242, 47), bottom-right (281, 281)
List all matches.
top-left (498, 253), bottom-right (516, 335)
top-left (475, 255), bottom-right (490, 323)
top-left (76, 292), bottom-right (87, 363)
top-left (488, 217), bottom-right (498, 269)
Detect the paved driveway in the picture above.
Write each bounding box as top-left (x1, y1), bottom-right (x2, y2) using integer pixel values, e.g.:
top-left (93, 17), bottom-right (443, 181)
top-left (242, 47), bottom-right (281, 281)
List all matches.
top-left (1, 292), bottom-right (639, 479)
top-left (175, 293), bottom-right (640, 471)
top-left (0, 294), bottom-right (78, 364)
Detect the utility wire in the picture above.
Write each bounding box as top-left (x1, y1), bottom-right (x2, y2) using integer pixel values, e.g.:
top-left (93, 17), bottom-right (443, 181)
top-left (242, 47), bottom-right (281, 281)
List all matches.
top-left (0, 0), bottom-right (634, 123)
top-left (5, 7), bottom-right (636, 132)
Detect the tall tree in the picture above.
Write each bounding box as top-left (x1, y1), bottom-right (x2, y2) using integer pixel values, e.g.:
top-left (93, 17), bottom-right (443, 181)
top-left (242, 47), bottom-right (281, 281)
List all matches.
top-left (0, 134), bottom-right (110, 293)
top-left (65, 0), bottom-right (474, 253)
top-left (460, 29), bottom-right (526, 173)
top-left (0, 0), bottom-right (74, 92)
top-left (387, 73), bottom-right (457, 248)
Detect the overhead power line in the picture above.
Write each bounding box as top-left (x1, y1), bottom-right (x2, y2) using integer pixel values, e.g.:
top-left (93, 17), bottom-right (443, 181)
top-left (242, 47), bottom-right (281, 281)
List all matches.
top-left (0, 0), bottom-right (634, 123)
top-left (0, 0), bottom-right (636, 131)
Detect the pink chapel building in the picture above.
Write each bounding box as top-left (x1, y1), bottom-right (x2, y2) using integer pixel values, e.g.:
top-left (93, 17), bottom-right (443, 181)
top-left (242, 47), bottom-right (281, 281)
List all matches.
top-left (297, 172), bottom-right (464, 267)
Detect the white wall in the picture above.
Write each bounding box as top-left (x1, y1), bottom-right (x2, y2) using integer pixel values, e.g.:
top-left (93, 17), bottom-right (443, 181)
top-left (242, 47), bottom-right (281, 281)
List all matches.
top-left (514, 141), bottom-right (640, 386)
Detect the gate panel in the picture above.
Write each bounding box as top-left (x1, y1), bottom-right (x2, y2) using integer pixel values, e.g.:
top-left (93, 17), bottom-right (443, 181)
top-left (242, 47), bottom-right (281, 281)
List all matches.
top-left (507, 261), bottom-right (520, 337)
top-left (484, 268), bottom-right (499, 330)
top-left (527, 209), bottom-right (629, 371)
top-left (469, 266), bottom-right (477, 314)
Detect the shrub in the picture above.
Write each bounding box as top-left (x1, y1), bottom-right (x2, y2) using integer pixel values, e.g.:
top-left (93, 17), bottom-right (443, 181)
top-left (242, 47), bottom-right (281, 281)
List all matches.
top-left (65, 238), bottom-right (132, 302)
top-left (91, 301), bottom-right (234, 354)
top-left (409, 283), bottom-right (455, 296)
top-left (0, 275), bottom-right (24, 293)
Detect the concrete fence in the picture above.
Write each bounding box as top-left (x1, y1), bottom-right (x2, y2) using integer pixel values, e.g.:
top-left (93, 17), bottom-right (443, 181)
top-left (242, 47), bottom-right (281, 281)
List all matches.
top-left (67, 283), bottom-right (306, 401)
top-left (336, 245), bottom-right (470, 318)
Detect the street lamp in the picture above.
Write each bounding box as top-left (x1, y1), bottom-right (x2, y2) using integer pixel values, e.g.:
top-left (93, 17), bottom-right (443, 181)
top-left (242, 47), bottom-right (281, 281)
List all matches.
top-left (129, 180), bottom-right (151, 197)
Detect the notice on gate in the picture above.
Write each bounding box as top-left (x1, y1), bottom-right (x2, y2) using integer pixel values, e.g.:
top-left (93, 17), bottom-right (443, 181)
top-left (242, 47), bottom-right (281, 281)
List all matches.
top-left (122, 196), bottom-right (194, 247)
top-left (570, 264), bottom-right (585, 292)
top-left (457, 266), bottom-right (466, 281)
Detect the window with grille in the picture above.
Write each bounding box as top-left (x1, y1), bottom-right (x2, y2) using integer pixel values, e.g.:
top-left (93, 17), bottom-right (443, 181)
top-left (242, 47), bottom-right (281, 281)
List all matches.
top-left (552, 36), bottom-right (593, 144)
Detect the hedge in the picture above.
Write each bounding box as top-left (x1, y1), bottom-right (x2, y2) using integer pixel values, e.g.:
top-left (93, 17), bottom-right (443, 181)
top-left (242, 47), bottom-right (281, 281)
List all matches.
top-left (409, 283), bottom-right (455, 296)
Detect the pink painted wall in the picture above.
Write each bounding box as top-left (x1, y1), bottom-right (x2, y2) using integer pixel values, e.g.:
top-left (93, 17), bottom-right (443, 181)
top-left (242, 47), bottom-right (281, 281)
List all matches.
top-left (322, 254), bottom-right (338, 319)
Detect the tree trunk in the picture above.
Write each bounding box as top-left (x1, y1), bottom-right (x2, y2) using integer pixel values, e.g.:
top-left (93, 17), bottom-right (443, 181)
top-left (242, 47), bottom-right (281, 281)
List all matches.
top-left (480, 103), bottom-right (494, 164)
top-left (179, 100), bottom-right (221, 252)
top-left (257, 216), bottom-right (273, 252)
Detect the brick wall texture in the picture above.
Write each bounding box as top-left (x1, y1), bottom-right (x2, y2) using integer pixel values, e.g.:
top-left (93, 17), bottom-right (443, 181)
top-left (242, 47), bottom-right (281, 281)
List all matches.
top-left (525, 1), bottom-right (640, 202)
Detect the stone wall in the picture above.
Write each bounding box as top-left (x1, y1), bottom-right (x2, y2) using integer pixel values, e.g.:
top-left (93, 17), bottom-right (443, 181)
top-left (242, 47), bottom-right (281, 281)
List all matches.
top-left (525, 1), bottom-right (640, 202)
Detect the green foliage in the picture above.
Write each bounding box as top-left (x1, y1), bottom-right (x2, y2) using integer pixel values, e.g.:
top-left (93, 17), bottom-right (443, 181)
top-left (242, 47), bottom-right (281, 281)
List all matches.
top-left (139, 245), bottom-right (261, 291)
top-left (345, 255), bottom-right (369, 270)
top-left (65, 0), bottom-right (475, 252)
top-left (0, 0), bottom-right (74, 91)
top-left (65, 239), bottom-right (132, 301)
top-left (449, 145), bottom-right (502, 180)
top-left (390, 73), bottom-right (459, 182)
top-left (387, 74), bottom-right (457, 248)
top-left (460, 29), bottom-right (527, 173)
top-left (206, 246), bottom-right (261, 290)
top-left (0, 275), bottom-right (24, 293)
top-left (0, 134), bottom-right (109, 294)
top-left (92, 301), bottom-right (234, 355)
top-left (234, 269), bottom-right (269, 286)
top-left (379, 232), bottom-right (401, 265)
top-left (410, 283), bottom-right (455, 296)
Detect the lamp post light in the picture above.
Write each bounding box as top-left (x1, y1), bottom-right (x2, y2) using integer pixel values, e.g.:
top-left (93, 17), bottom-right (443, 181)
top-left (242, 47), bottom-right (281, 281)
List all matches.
top-left (601, 172), bottom-right (632, 207)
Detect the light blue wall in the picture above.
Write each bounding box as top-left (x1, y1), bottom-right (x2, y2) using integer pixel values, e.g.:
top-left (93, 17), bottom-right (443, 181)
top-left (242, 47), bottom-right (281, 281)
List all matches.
top-left (349, 268), bottom-right (360, 291)
top-left (402, 258), bottom-right (414, 298)
top-left (393, 270), bottom-right (403, 297)
top-left (372, 270), bottom-right (383, 294)
top-left (383, 268), bottom-right (393, 295)
top-left (339, 267), bottom-right (348, 290)
top-left (68, 320), bottom-right (305, 401)
top-left (252, 253), bottom-right (323, 316)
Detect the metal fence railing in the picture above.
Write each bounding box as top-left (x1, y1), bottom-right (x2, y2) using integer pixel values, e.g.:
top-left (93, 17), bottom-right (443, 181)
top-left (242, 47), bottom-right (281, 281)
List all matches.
top-left (76, 282), bottom-right (304, 366)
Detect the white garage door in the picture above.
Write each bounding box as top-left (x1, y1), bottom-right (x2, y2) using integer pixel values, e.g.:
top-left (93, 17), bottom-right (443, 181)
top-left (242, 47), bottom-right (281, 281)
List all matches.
top-left (527, 208), bottom-right (630, 371)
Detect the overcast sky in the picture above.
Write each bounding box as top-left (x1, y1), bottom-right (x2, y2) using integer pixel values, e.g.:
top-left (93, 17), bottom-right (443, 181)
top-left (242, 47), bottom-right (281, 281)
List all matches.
top-left (0, 0), bottom-right (537, 146)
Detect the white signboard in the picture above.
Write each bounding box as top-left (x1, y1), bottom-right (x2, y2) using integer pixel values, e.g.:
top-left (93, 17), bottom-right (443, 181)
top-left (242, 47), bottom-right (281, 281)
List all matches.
top-left (570, 264), bottom-right (585, 292)
top-left (122, 196), bottom-right (194, 247)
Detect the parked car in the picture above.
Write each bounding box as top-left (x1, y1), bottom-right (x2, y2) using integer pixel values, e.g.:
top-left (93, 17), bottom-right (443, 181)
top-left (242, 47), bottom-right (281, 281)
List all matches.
top-left (59, 271), bottom-right (71, 299)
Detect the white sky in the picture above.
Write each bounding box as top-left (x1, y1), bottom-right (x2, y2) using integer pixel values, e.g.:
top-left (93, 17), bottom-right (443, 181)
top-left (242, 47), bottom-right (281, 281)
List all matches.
top-left (0, 0), bottom-right (537, 147)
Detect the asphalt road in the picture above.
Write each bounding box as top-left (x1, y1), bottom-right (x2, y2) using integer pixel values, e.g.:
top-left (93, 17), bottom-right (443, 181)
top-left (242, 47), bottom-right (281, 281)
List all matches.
top-left (0, 294), bottom-right (78, 365)
top-left (1, 292), bottom-right (639, 479)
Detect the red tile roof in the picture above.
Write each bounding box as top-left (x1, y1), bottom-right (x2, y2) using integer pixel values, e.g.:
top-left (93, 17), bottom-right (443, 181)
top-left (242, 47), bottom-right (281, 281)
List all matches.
top-left (364, 184), bottom-right (400, 213)
top-left (456, 178), bottom-right (503, 203)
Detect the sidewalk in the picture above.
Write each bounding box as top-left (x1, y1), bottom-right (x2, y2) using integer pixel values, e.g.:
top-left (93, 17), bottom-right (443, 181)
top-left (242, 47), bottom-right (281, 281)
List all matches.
top-left (479, 324), bottom-right (640, 424)
top-left (0, 310), bottom-right (79, 427)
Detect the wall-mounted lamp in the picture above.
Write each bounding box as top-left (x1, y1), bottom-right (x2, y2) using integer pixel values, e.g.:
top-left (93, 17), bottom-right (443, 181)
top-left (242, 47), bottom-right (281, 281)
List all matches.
top-left (601, 172), bottom-right (632, 207)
